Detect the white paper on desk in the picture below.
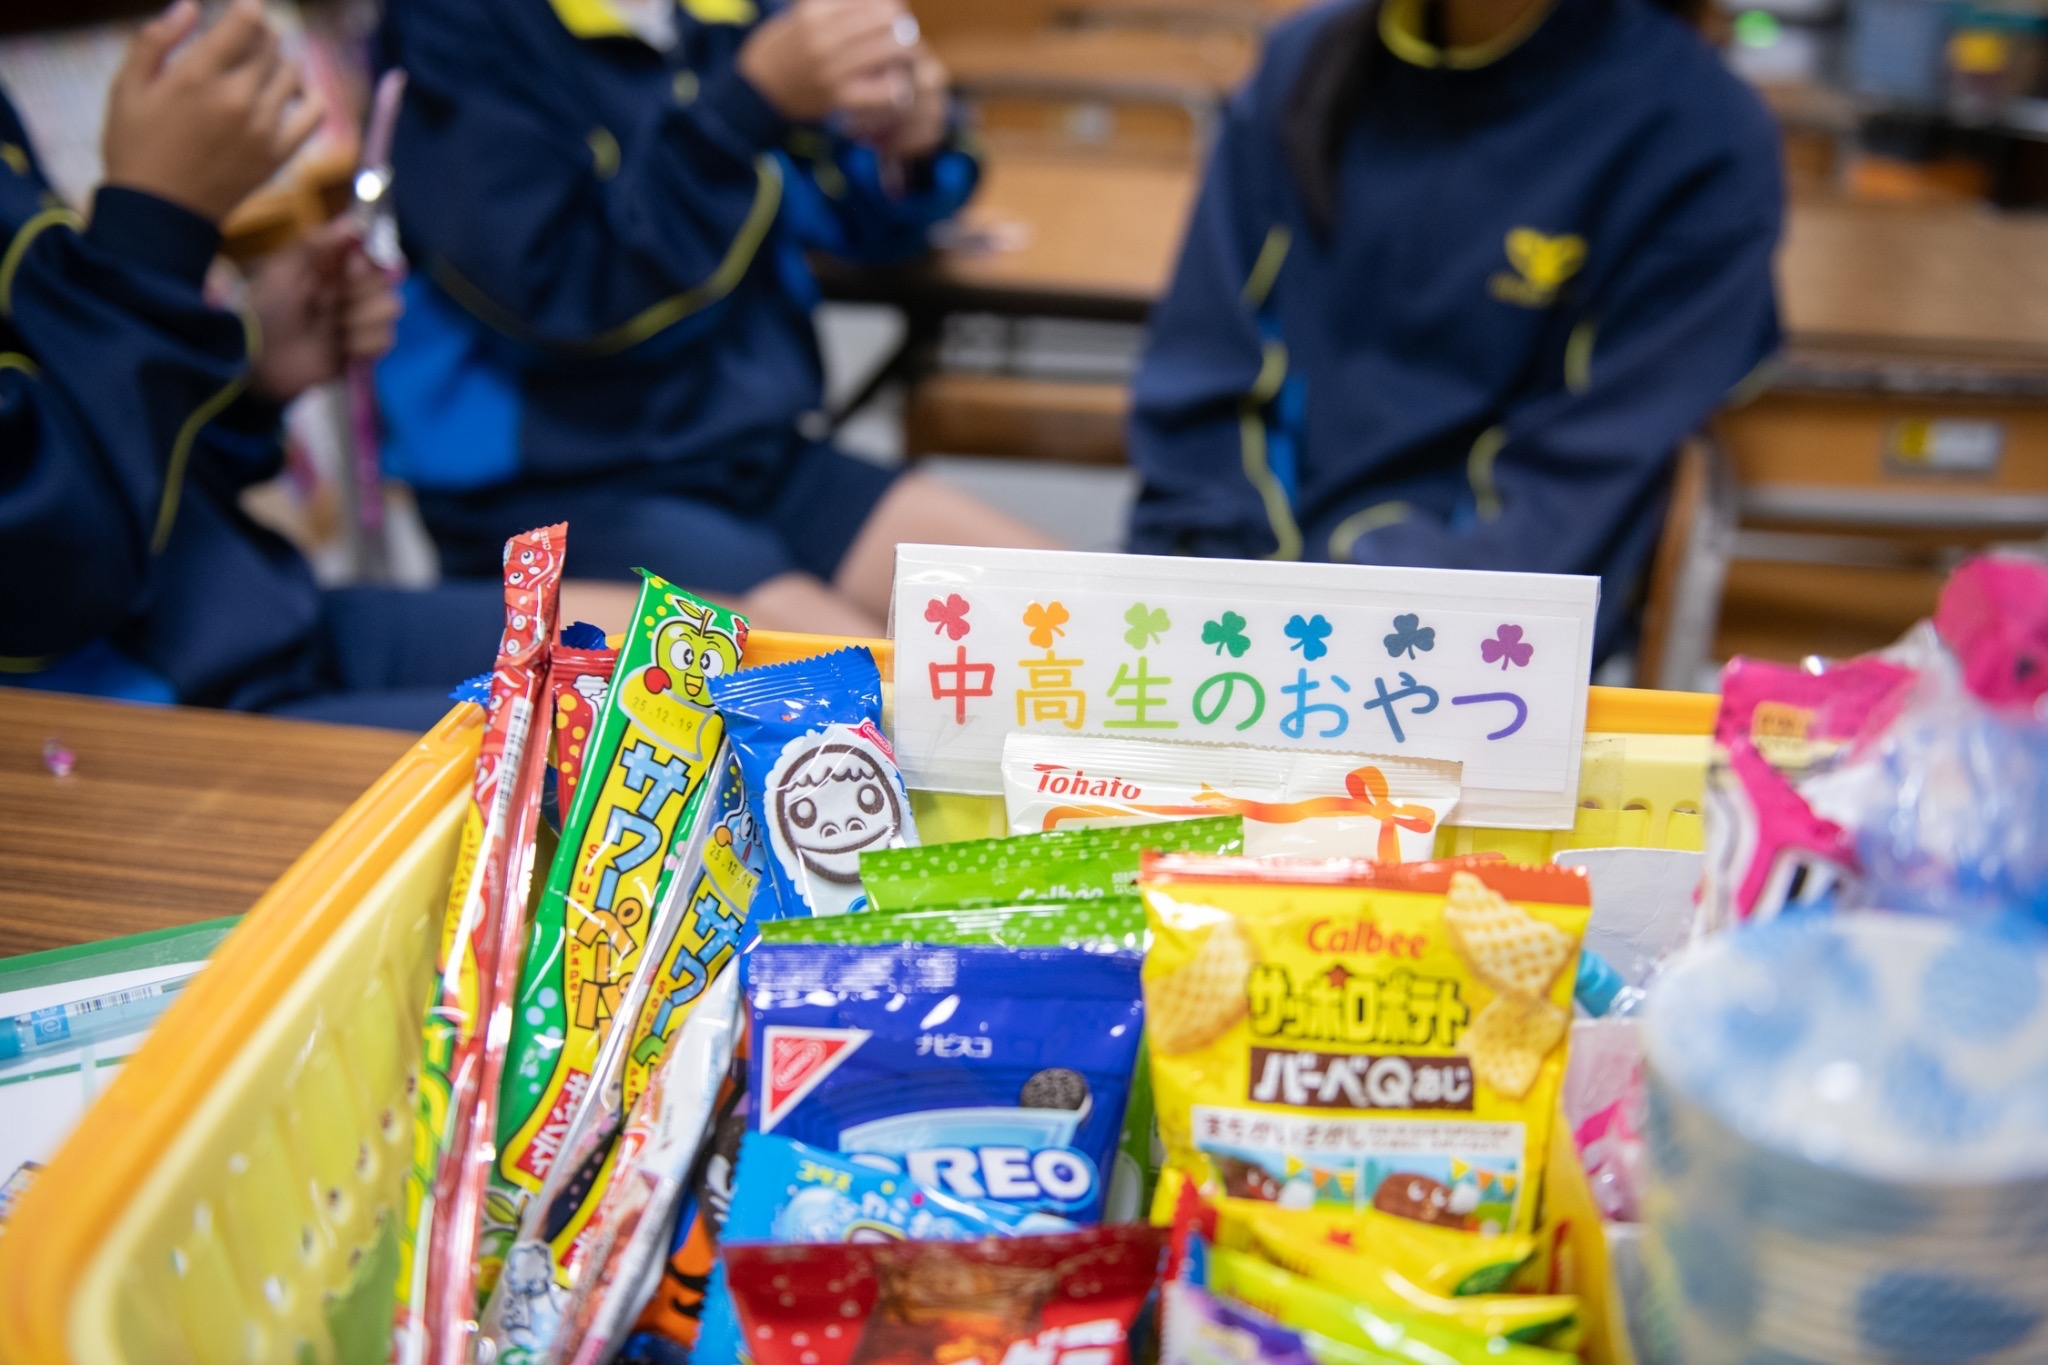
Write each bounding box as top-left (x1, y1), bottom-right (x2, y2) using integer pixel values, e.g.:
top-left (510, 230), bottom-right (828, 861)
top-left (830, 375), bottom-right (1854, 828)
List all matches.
top-left (889, 546), bottom-right (1598, 828)
top-left (0, 962), bottom-right (198, 1188)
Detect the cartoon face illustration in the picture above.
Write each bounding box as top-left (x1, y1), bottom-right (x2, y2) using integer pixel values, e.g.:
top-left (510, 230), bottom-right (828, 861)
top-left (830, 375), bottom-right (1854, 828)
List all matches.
top-left (713, 804), bottom-right (762, 869)
top-left (640, 608), bottom-right (739, 702)
top-left (1372, 1173), bottom-right (1471, 1229)
top-left (772, 741), bottom-right (903, 885)
top-left (498, 1242), bottom-right (564, 1348)
top-left (1213, 1154), bottom-right (1285, 1203)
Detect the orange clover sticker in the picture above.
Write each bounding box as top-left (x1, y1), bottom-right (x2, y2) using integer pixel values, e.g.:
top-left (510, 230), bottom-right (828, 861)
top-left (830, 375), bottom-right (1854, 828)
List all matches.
top-left (1023, 600), bottom-right (1070, 649)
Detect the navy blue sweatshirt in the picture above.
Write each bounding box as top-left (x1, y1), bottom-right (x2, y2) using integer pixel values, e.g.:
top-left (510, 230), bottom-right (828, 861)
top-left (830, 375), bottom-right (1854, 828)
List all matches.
top-left (378, 0), bottom-right (978, 492)
top-left (0, 94), bottom-right (320, 707)
top-left (1126, 0), bottom-right (1782, 655)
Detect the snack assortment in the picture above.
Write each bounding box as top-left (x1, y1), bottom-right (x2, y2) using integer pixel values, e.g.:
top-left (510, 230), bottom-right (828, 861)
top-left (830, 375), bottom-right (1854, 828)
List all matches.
top-left (364, 535), bottom-right (2048, 1365)
top-left (368, 529), bottom-right (1625, 1365)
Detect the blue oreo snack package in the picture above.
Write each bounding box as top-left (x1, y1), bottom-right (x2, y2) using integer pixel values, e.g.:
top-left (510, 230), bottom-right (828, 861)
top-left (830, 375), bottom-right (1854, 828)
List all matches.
top-left (743, 942), bottom-right (1147, 1223)
top-left (708, 647), bottom-right (917, 918)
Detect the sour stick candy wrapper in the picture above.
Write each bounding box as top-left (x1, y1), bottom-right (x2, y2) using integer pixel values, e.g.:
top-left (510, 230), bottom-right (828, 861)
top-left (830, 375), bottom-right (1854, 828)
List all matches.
top-left (711, 646), bottom-right (918, 917)
top-left (545, 968), bottom-right (743, 1365)
top-left (1139, 856), bottom-right (1590, 1235)
top-left (397, 522), bottom-right (563, 1363)
top-left (722, 1224), bottom-right (1165, 1365)
top-left (483, 575), bottom-right (746, 1297)
top-left (478, 745), bottom-right (765, 1362)
top-left (1003, 733), bottom-right (1460, 862)
top-left (550, 632), bottom-right (619, 821)
top-left (1201, 1245), bottom-right (1575, 1365)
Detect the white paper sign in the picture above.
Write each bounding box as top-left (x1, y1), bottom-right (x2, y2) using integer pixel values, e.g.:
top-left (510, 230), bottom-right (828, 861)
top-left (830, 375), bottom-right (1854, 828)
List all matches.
top-left (889, 547), bottom-right (1598, 829)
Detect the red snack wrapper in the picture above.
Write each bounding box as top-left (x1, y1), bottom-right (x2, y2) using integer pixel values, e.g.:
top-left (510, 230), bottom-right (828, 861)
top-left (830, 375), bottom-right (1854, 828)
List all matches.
top-left (398, 522), bottom-right (566, 1363)
top-left (723, 1225), bottom-right (1165, 1365)
top-left (551, 643), bottom-right (618, 816)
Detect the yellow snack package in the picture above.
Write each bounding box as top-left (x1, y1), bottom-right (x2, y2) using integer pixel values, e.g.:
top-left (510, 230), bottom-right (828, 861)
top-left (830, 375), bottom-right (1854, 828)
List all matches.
top-left (1141, 856), bottom-right (1590, 1236)
top-left (1205, 1246), bottom-right (1578, 1365)
top-left (1215, 1201), bottom-right (1580, 1347)
top-left (1211, 1197), bottom-right (1534, 1296)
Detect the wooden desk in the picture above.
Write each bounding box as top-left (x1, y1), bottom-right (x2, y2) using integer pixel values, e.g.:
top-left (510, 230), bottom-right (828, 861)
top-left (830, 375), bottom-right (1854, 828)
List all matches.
top-left (0, 692), bottom-right (413, 958)
top-left (940, 26), bottom-right (1253, 100)
top-left (822, 151), bottom-right (1196, 320)
top-left (1778, 199), bottom-right (2048, 364)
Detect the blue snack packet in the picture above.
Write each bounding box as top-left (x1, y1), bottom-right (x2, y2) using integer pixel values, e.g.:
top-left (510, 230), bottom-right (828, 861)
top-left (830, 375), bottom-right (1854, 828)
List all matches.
top-left (708, 648), bottom-right (917, 918)
top-left (693, 1132), bottom-right (1075, 1363)
top-left (727, 1131), bottom-right (1073, 1243)
top-left (742, 941), bottom-right (1147, 1222)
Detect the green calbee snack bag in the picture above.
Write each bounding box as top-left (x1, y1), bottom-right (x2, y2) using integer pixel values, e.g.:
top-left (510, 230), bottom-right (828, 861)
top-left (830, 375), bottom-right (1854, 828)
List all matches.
top-left (856, 814), bottom-right (1244, 911)
top-left (480, 572), bottom-right (745, 1293)
top-left (758, 899), bottom-right (1162, 1222)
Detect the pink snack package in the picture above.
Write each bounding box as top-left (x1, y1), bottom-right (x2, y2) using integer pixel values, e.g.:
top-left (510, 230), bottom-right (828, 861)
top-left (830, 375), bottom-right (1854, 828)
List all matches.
top-left (1933, 554), bottom-right (2048, 713)
top-left (1698, 655), bottom-right (1917, 932)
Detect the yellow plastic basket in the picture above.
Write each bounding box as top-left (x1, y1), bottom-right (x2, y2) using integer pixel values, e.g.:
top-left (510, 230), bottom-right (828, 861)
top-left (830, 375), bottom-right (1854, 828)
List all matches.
top-left (0, 634), bottom-right (1704, 1363)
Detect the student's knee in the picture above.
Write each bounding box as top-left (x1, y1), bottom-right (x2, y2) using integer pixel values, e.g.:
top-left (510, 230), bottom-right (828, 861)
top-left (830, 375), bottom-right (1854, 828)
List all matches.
top-left (738, 573), bottom-right (887, 638)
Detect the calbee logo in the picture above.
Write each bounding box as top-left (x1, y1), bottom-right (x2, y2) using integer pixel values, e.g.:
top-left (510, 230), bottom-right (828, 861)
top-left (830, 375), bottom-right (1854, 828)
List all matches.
top-left (1489, 228), bottom-right (1586, 308)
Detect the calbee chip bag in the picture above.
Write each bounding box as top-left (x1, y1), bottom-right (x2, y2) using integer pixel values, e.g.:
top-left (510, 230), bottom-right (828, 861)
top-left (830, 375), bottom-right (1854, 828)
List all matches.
top-left (1140, 857), bottom-right (1590, 1235)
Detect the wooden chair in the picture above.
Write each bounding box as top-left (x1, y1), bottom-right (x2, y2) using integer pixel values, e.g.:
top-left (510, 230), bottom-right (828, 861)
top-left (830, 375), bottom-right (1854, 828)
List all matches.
top-left (1635, 439), bottom-right (1739, 692)
top-left (904, 373), bottom-right (1130, 464)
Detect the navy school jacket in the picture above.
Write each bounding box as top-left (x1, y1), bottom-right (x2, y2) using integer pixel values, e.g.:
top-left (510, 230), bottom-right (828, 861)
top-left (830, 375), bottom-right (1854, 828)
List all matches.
top-left (0, 93), bottom-right (320, 707)
top-left (1126, 0), bottom-right (1783, 656)
top-left (377, 0), bottom-right (978, 491)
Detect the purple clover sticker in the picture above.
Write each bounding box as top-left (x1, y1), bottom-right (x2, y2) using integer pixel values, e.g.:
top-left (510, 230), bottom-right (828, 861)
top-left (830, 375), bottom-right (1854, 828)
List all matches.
top-left (1481, 624), bottom-right (1534, 670)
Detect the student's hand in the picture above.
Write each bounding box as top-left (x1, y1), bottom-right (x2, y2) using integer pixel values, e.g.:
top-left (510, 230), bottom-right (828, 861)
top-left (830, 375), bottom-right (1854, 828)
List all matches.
top-left (738, 0), bottom-right (918, 123)
top-left (846, 45), bottom-right (951, 160)
top-left (101, 0), bottom-right (324, 225)
top-left (244, 221), bottom-right (399, 404)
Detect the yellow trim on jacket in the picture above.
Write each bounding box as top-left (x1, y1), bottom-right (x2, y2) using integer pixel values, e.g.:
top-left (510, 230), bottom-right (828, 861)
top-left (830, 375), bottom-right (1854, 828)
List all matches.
top-left (431, 155), bottom-right (783, 357)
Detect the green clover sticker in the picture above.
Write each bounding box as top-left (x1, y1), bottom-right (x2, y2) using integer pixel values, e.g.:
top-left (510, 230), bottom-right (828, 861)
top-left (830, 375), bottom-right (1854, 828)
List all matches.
top-left (1201, 611), bottom-right (1251, 658)
top-left (1124, 602), bottom-right (1171, 650)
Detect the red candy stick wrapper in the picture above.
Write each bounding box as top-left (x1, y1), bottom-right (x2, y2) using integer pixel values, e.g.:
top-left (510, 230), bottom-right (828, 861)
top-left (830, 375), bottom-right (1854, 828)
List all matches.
top-left (723, 1225), bottom-right (1165, 1365)
top-left (398, 523), bottom-right (567, 1364)
top-left (550, 643), bottom-right (618, 817)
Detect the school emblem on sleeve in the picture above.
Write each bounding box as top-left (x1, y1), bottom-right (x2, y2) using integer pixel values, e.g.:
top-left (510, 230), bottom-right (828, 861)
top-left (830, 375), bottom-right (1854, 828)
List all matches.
top-left (1489, 229), bottom-right (1586, 308)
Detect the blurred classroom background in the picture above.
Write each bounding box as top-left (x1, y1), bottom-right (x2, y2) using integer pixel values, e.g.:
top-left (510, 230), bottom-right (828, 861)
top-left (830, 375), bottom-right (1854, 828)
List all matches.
top-left (6, 0), bottom-right (2046, 689)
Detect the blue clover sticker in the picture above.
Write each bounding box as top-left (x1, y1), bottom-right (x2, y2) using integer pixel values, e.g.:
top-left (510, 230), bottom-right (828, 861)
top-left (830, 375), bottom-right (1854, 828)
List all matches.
top-left (1384, 613), bottom-right (1436, 660)
top-left (1284, 613), bottom-right (1332, 661)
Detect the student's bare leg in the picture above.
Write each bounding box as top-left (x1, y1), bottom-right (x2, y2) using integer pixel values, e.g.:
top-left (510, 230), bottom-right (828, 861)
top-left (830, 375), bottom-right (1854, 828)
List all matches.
top-left (558, 580), bottom-right (643, 637)
top-left (737, 572), bottom-right (886, 637)
top-left (831, 472), bottom-right (1060, 621)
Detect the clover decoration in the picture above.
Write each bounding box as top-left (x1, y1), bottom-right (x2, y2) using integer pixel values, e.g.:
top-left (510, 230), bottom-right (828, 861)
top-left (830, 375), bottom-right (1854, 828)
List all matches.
top-left (1201, 611), bottom-right (1251, 658)
top-left (1482, 624), bottom-right (1535, 669)
top-left (1383, 613), bottom-right (1436, 660)
top-left (1124, 603), bottom-right (1171, 649)
top-left (1284, 613), bottom-right (1333, 662)
top-left (924, 593), bottom-right (971, 640)
top-left (1023, 601), bottom-right (1071, 649)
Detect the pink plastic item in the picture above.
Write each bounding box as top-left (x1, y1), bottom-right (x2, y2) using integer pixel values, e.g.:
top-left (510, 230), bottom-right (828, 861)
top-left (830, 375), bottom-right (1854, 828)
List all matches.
top-left (1935, 555), bottom-right (2048, 711)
